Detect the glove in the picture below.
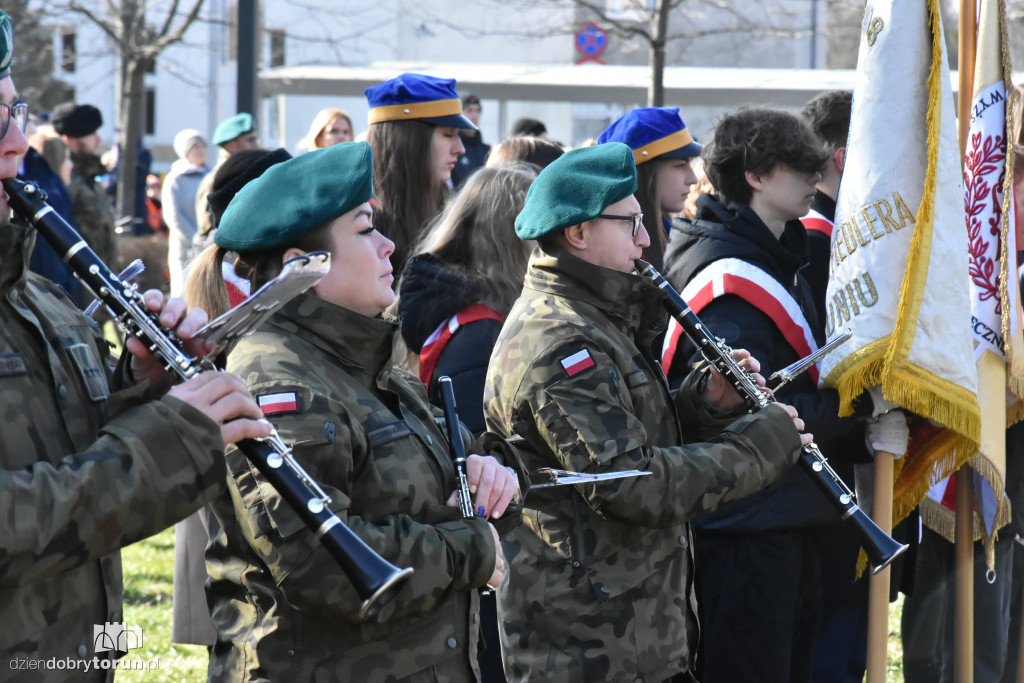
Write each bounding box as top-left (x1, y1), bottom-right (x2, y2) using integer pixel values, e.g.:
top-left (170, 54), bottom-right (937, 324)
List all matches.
top-left (867, 384), bottom-right (899, 417)
top-left (865, 409), bottom-right (909, 458)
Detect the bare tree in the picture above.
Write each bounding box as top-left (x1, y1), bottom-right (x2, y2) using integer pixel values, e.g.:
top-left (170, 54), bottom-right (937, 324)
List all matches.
top-left (407, 0), bottom-right (809, 107)
top-left (40, 0), bottom-right (205, 231)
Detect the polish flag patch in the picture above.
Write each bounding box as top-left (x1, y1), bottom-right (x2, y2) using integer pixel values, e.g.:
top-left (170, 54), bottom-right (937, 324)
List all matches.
top-left (560, 349), bottom-right (595, 376)
top-left (257, 391), bottom-right (299, 415)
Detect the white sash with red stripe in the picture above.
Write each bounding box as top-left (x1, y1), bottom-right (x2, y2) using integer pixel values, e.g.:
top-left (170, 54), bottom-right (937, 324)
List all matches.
top-left (800, 208), bottom-right (834, 238)
top-left (223, 261), bottom-right (251, 309)
top-left (660, 258), bottom-right (819, 383)
top-left (418, 303), bottom-right (504, 385)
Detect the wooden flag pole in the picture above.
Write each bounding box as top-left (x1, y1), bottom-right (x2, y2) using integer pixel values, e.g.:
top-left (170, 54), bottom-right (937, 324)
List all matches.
top-left (957, 0), bottom-right (977, 679)
top-left (866, 450), bottom-right (896, 683)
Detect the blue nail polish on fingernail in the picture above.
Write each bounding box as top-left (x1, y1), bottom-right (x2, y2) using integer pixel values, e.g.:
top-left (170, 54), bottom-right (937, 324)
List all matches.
top-left (478, 506), bottom-right (486, 517)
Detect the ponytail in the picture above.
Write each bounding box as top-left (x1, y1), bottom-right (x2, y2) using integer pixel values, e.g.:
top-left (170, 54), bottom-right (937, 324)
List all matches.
top-left (183, 244), bottom-right (231, 319)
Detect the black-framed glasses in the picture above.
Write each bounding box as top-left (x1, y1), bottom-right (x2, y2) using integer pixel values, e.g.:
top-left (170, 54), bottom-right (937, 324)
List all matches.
top-left (0, 100), bottom-right (28, 140)
top-left (596, 213), bottom-right (644, 237)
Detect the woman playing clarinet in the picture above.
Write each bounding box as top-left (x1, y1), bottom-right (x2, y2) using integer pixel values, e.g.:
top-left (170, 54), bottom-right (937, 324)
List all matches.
top-left (189, 141), bottom-right (523, 682)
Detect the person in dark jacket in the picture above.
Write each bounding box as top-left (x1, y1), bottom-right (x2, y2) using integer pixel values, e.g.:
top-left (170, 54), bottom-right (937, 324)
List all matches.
top-left (661, 106), bottom-right (888, 683)
top-left (397, 163), bottom-right (537, 436)
top-left (51, 101), bottom-right (118, 268)
top-left (451, 95), bottom-right (490, 189)
top-left (19, 138), bottom-right (85, 305)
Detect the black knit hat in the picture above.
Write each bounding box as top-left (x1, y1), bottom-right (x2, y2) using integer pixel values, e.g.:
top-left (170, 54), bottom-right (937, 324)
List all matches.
top-left (51, 103), bottom-right (102, 138)
top-left (207, 148), bottom-right (292, 228)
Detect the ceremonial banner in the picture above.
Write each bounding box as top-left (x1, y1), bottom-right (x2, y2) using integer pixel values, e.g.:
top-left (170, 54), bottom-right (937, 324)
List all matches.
top-left (820, 0), bottom-right (980, 526)
top-left (920, 0), bottom-right (1019, 565)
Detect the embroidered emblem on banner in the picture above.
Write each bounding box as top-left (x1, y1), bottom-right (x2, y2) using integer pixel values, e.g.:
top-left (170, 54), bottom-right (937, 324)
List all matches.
top-left (258, 391), bottom-right (299, 415)
top-left (560, 349), bottom-right (595, 376)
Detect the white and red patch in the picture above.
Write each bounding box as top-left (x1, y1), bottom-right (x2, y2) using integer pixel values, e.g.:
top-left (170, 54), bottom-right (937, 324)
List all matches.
top-left (257, 391), bottom-right (299, 415)
top-left (560, 349), bottom-right (595, 377)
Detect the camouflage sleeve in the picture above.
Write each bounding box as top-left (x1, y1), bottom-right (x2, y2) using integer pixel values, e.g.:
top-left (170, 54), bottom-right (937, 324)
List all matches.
top-left (223, 379), bottom-right (497, 624)
top-left (518, 339), bottom-right (802, 529)
top-left (0, 393), bottom-right (225, 585)
top-left (672, 362), bottom-right (754, 442)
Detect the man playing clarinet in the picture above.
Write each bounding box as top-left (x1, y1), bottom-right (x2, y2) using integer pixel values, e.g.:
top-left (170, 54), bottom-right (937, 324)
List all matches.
top-left (484, 142), bottom-right (808, 682)
top-left (0, 11), bottom-right (271, 679)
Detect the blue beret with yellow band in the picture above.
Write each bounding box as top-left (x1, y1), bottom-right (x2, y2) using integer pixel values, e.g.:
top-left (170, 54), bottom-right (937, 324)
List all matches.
top-left (365, 73), bottom-right (476, 129)
top-left (598, 107), bottom-right (702, 165)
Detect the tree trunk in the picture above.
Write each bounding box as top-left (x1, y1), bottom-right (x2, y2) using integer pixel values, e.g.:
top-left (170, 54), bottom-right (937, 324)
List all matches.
top-left (647, 0), bottom-right (671, 106)
top-left (116, 57), bottom-right (144, 237)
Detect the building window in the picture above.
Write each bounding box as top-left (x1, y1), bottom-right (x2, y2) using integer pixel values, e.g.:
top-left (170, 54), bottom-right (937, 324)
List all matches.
top-left (145, 88), bottom-right (155, 135)
top-left (60, 30), bottom-right (76, 73)
top-left (269, 29), bottom-right (285, 68)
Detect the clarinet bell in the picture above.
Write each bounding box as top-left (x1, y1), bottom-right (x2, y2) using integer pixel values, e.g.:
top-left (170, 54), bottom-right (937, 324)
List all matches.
top-left (848, 506), bottom-right (910, 574)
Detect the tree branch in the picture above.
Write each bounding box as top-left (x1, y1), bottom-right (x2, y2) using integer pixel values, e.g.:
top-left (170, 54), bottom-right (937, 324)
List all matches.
top-left (66, 1), bottom-right (121, 43)
top-left (152, 0), bottom-right (203, 51)
top-left (571, 0), bottom-right (652, 42)
top-left (155, 0), bottom-right (183, 38)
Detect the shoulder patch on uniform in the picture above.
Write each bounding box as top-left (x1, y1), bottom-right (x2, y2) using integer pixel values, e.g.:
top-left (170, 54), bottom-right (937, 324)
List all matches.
top-left (67, 343), bottom-right (109, 401)
top-left (257, 391), bottom-right (299, 415)
top-left (560, 348), bottom-right (595, 377)
top-left (0, 353), bottom-right (27, 376)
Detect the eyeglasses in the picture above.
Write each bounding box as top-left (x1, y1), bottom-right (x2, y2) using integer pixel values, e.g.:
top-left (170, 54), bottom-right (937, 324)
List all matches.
top-left (596, 213), bottom-right (644, 237)
top-left (0, 100), bottom-right (28, 140)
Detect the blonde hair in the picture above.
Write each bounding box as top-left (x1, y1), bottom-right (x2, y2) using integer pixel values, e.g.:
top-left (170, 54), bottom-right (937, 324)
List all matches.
top-left (407, 163), bottom-right (537, 315)
top-left (683, 158), bottom-right (713, 221)
top-left (301, 108), bottom-right (354, 151)
top-left (184, 225), bottom-right (336, 320)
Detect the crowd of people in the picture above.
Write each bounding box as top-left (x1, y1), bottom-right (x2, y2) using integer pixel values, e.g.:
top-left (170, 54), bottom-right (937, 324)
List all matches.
top-left (5, 6), bottom-right (1024, 682)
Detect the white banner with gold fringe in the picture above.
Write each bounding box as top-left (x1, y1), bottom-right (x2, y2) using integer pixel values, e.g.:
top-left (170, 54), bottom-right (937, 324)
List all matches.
top-left (819, 0), bottom-right (980, 527)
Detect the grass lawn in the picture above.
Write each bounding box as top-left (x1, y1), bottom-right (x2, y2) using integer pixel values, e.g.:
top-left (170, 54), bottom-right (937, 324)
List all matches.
top-left (118, 529), bottom-right (910, 682)
top-left (119, 528), bottom-right (208, 682)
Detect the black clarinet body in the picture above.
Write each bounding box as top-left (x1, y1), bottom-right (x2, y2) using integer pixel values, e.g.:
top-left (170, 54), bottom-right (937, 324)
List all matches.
top-left (636, 259), bottom-right (908, 573)
top-left (438, 376), bottom-right (476, 519)
top-left (4, 177), bottom-right (412, 618)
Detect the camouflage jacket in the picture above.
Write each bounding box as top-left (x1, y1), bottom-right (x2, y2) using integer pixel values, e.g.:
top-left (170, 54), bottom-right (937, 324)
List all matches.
top-left (484, 244), bottom-right (803, 682)
top-left (0, 222), bottom-right (226, 681)
top-left (67, 151), bottom-right (117, 267)
top-left (208, 295), bottom-right (524, 683)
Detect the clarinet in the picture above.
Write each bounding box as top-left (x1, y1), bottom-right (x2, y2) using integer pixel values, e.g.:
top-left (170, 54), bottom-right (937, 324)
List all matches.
top-left (636, 259), bottom-right (908, 573)
top-left (4, 177), bottom-right (412, 618)
top-left (438, 376), bottom-right (476, 519)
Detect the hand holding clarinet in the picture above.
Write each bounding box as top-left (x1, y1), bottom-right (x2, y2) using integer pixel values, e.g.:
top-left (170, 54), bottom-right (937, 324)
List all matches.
top-left (438, 376), bottom-right (518, 590)
top-left (698, 347), bottom-right (813, 446)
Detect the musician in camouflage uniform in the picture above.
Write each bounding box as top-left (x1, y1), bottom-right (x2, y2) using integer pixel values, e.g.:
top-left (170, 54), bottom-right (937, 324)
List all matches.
top-left (0, 12), bottom-right (271, 680)
top-left (194, 141), bottom-right (524, 682)
top-left (51, 101), bottom-right (118, 268)
top-left (484, 143), bottom-right (810, 682)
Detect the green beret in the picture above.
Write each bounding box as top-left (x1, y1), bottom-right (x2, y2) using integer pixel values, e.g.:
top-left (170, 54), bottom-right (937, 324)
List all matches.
top-left (216, 141), bottom-right (373, 252)
top-left (212, 112), bottom-right (255, 146)
top-left (515, 142), bottom-right (637, 240)
top-left (0, 11), bottom-right (11, 79)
